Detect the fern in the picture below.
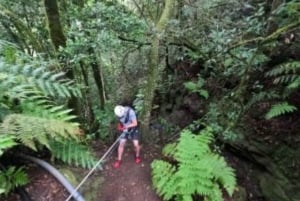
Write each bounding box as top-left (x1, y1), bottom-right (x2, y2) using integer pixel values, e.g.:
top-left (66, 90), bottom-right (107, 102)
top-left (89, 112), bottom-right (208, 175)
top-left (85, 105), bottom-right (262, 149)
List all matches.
top-left (0, 114), bottom-right (80, 151)
top-left (288, 76), bottom-right (300, 89)
top-left (0, 135), bottom-right (17, 156)
top-left (20, 99), bottom-right (78, 122)
top-left (151, 128), bottom-right (236, 201)
top-left (49, 140), bottom-right (99, 169)
top-left (266, 61), bottom-right (300, 84)
top-left (0, 166), bottom-right (29, 195)
top-left (0, 45), bottom-right (88, 195)
top-left (245, 91), bottom-right (280, 110)
top-left (264, 61), bottom-right (300, 118)
top-left (265, 102), bottom-right (297, 119)
top-left (0, 59), bottom-right (81, 99)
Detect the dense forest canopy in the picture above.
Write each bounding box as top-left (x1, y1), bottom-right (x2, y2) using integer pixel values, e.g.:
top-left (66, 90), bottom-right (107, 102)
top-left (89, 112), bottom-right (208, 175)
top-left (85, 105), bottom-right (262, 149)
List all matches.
top-left (0, 0), bottom-right (299, 201)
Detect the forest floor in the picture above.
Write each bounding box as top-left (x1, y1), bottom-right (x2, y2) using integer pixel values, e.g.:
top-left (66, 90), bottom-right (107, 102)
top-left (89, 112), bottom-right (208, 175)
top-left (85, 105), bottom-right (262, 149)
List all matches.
top-left (3, 139), bottom-right (265, 201)
top-left (94, 143), bottom-right (162, 201)
top-left (2, 143), bottom-right (163, 201)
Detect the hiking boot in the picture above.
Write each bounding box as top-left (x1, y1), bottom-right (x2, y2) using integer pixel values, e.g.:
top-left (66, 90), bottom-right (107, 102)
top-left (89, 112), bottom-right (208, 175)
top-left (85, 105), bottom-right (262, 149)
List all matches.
top-left (135, 156), bottom-right (141, 164)
top-left (113, 160), bottom-right (121, 168)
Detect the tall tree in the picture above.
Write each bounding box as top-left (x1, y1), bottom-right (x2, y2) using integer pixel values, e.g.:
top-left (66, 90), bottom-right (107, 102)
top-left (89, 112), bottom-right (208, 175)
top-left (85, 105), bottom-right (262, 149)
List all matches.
top-left (140, 0), bottom-right (175, 137)
top-left (44, 0), bottom-right (79, 115)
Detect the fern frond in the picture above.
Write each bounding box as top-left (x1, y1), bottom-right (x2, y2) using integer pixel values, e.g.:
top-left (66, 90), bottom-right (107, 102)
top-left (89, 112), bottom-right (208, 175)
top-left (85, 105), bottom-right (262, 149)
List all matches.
top-left (210, 155), bottom-right (236, 196)
top-left (0, 166), bottom-right (28, 195)
top-left (266, 61), bottom-right (300, 85)
top-left (288, 77), bottom-right (300, 89)
top-left (0, 114), bottom-right (80, 151)
top-left (273, 74), bottom-right (298, 84)
top-left (151, 127), bottom-right (237, 201)
top-left (151, 160), bottom-right (176, 200)
top-left (245, 91), bottom-right (280, 110)
top-left (265, 102), bottom-right (297, 119)
top-left (0, 134), bottom-right (17, 156)
top-left (21, 100), bottom-right (78, 123)
top-left (162, 143), bottom-right (177, 158)
top-left (266, 61), bottom-right (300, 77)
top-left (49, 140), bottom-right (99, 169)
top-left (0, 59), bottom-right (81, 99)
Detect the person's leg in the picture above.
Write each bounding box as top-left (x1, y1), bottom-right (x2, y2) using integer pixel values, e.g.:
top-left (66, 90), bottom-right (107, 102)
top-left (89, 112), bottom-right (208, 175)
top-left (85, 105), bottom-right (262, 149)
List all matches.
top-left (117, 139), bottom-right (126, 161)
top-left (133, 139), bottom-right (141, 163)
top-left (113, 139), bottom-right (126, 168)
top-left (132, 140), bottom-right (140, 157)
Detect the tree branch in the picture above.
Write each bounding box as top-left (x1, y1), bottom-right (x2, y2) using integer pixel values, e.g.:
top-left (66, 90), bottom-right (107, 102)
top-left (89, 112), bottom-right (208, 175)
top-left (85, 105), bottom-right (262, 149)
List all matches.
top-left (230, 20), bottom-right (300, 50)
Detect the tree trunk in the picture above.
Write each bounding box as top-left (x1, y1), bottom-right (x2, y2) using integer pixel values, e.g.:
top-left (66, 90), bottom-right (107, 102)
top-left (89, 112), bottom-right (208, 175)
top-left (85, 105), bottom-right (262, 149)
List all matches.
top-left (44, 0), bottom-right (79, 115)
top-left (140, 0), bottom-right (175, 139)
top-left (44, 0), bottom-right (66, 49)
top-left (79, 62), bottom-right (98, 132)
top-left (89, 48), bottom-right (106, 110)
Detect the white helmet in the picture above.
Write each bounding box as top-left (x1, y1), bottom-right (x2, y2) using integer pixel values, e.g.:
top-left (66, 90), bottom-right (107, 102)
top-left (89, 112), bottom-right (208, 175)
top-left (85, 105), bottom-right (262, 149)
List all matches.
top-left (114, 105), bottom-right (125, 117)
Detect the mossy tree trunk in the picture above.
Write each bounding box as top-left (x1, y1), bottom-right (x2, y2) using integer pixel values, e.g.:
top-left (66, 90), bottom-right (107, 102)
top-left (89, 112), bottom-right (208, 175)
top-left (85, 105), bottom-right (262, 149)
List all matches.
top-left (89, 48), bottom-right (106, 110)
top-left (44, 0), bottom-right (79, 116)
top-left (140, 0), bottom-right (175, 139)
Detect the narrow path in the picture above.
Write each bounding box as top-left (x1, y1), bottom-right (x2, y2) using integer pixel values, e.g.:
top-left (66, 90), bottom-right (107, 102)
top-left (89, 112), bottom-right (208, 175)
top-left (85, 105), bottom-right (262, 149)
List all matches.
top-left (96, 144), bottom-right (162, 201)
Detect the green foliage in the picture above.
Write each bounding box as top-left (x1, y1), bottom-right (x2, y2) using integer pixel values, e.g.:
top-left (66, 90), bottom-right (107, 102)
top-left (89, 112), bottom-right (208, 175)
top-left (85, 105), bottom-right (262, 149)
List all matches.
top-left (49, 140), bottom-right (99, 169)
top-left (0, 61), bottom-right (81, 99)
top-left (184, 76), bottom-right (209, 99)
top-left (246, 91), bottom-right (280, 110)
top-left (265, 102), bottom-right (297, 120)
top-left (272, 0), bottom-right (300, 25)
top-left (93, 103), bottom-right (116, 142)
top-left (1, 114), bottom-right (79, 151)
top-left (20, 100), bottom-right (78, 123)
top-left (0, 166), bottom-right (29, 195)
top-left (151, 128), bottom-right (236, 201)
top-left (133, 92), bottom-right (144, 114)
top-left (0, 135), bottom-right (17, 156)
top-left (266, 61), bottom-right (300, 87)
top-left (0, 43), bottom-right (93, 196)
top-left (265, 61), bottom-right (300, 118)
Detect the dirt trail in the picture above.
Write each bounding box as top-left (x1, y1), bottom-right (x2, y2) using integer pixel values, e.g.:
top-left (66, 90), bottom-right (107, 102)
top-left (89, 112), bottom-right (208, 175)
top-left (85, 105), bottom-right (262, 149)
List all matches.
top-left (96, 144), bottom-right (162, 201)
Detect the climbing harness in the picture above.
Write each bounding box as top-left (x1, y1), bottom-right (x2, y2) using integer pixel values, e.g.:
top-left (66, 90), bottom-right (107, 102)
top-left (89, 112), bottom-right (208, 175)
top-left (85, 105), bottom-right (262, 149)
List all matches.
top-left (65, 132), bottom-right (126, 201)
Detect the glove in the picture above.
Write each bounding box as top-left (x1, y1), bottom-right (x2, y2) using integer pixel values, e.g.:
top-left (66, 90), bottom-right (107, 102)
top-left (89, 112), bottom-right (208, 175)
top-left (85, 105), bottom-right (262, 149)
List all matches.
top-left (117, 123), bottom-right (125, 131)
top-left (117, 123), bottom-right (128, 132)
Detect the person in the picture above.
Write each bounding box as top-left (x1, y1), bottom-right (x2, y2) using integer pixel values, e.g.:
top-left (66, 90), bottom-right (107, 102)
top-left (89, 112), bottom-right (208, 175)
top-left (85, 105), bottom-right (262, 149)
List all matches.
top-left (113, 105), bottom-right (141, 168)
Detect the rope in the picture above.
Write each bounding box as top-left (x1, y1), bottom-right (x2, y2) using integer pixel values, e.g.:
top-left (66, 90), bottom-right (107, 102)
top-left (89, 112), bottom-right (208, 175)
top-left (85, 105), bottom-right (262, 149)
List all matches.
top-left (65, 133), bottom-right (124, 201)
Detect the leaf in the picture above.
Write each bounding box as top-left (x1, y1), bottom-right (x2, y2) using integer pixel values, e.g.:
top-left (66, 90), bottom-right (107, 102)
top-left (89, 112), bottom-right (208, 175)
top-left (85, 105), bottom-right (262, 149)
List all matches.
top-left (199, 89), bottom-right (209, 99)
top-left (265, 102), bottom-right (297, 119)
top-left (184, 81), bottom-right (198, 92)
top-left (224, 58), bottom-right (233, 67)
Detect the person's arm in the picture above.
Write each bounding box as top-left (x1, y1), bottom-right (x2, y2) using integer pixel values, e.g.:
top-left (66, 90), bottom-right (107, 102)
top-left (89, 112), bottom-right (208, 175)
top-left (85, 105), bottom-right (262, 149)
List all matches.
top-left (123, 109), bottom-right (138, 130)
top-left (125, 119), bottom-right (137, 129)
